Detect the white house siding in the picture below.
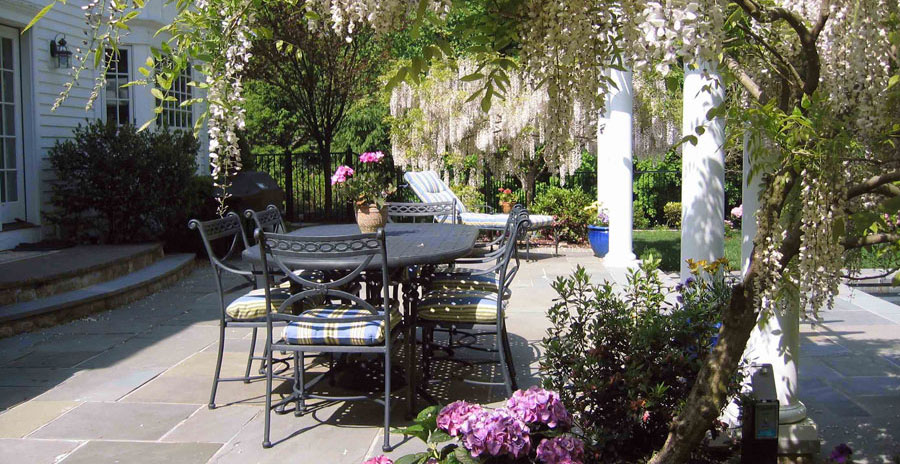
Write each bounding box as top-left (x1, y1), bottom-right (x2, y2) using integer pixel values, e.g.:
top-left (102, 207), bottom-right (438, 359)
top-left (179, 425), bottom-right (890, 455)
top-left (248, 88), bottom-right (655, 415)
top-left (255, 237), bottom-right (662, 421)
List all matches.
top-left (0, 0), bottom-right (208, 248)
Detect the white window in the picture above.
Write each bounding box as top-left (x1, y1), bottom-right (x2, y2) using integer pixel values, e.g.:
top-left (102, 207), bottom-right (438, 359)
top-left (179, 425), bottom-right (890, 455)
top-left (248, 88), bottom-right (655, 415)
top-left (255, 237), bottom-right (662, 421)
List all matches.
top-left (157, 64), bottom-right (193, 129)
top-left (104, 49), bottom-right (131, 126)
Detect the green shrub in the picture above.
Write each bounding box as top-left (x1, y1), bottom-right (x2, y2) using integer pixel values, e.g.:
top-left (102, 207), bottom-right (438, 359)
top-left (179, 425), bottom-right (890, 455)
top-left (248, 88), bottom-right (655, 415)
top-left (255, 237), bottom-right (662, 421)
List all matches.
top-left (633, 204), bottom-right (651, 229)
top-left (450, 183), bottom-right (485, 211)
top-left (541, 260), bottom-right (737, 462)
top-left (47, 121), bottom-right (210, 246)
top-left (531, 186), bottom-right (593, 242)
top-left (663, 201), bottom-right (681, 228)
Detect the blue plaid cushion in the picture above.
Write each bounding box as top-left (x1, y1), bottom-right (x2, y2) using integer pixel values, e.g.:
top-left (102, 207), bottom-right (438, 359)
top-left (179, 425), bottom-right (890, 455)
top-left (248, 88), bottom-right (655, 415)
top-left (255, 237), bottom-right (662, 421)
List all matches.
top-left (417, 290), bottom-right (503, 323)
top-left (226, 288), bottom-right (290, 320)
top-left (282, 304), bottom-right (402, 346)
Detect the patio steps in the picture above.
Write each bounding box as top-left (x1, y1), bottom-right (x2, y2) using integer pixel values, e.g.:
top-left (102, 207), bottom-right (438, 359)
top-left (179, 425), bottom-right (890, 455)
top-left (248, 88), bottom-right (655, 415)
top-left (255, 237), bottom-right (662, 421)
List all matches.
top-left (0, 250), bottom-right (194, 337)
top-left (0, 243), bottom-right (165, 306)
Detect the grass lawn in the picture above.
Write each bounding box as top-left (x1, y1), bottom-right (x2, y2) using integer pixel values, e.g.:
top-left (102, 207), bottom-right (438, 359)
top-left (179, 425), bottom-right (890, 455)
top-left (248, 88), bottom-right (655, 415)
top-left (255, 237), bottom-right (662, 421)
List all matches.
top-left (633, 229), bottom-right (742, 273)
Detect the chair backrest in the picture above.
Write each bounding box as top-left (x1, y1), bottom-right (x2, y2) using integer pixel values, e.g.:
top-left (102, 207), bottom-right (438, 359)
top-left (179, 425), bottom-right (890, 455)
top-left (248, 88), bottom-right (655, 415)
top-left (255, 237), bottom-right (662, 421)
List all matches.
top-left (385, 201), bottom-right (457, 224)
top-left (188, 212), bottom-right (256, 296)
top-left (403, 171), bottom-right (468, 214)
top-left (244, 205), bottom-right (288, 244)
top-left (256, 228), bottom-right (392, 330)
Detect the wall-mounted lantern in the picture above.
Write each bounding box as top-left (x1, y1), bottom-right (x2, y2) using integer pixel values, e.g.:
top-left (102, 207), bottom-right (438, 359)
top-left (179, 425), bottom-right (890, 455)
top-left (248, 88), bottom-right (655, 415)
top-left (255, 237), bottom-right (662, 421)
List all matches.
top-left (49, 34), bottom-right (72, 69)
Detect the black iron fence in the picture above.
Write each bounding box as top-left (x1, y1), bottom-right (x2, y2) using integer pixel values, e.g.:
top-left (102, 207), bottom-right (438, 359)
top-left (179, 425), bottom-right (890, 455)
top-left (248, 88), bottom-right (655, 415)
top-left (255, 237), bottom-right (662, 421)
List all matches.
top-left (252, 150), bottom-right (679, 224)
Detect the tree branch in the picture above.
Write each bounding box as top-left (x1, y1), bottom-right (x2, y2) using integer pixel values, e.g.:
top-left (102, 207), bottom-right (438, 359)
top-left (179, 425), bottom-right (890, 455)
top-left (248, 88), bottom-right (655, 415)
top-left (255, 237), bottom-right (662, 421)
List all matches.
top-left (724, 55), bottom-right (764, 102)
top-left (843, 233), bottom-right (900, 249)
top-left (847, 171), bottom-right (900, 199)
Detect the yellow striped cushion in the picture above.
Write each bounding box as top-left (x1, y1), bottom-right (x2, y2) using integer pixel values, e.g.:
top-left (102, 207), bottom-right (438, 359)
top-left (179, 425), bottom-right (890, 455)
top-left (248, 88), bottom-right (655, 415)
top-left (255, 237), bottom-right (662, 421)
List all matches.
top-left (417, 290), bottom-right (503, 323)
top-left (225, 288), bottom-right (290, 320)
top-left (282, 303), bottom-right (402, 346)
top-left (426, 272), bottom-right (504, 294)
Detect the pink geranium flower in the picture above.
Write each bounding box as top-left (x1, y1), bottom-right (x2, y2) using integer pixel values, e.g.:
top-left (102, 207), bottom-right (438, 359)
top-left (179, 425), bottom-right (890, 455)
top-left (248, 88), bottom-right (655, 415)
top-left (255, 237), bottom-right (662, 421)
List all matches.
top-left (331, 165), bottom-right (355, 185)
top-left (359, 151), bottom-right (385, 163)
top-left (731, 204), bottom-right (743, 219)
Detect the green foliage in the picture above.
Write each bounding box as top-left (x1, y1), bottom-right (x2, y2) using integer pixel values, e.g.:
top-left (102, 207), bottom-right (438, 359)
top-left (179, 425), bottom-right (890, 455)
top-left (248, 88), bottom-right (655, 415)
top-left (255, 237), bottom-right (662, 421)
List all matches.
top-left (541, 262), bottom-right (736, 462)
top-left (47, 121), bottom-right (211, 246)
top-left (532, 187), bottom-right (593, 243)
top-left (663, 201), bottom-right (681, 228)
top-left (633, 150), bottom-right (681, 227)
top-left (451, 183), bottom-right (485, 211)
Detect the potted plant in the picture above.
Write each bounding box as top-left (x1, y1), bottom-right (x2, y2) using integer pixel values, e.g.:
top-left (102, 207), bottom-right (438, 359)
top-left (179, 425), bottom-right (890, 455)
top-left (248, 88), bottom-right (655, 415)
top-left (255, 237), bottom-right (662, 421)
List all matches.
top-left (331, 151), bottom-right (396, 233)
top-left (498, 187), bottom-right (516, 213)
top-left (584, 201), bottom-right (609, 257)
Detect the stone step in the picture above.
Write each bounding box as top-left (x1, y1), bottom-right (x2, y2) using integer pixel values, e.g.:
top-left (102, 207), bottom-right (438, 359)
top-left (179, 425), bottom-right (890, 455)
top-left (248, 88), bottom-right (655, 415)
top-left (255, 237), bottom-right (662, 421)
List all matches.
top-left (0, 243), bottom-right (164, 306)
top-left (0, 254), bottom-right (195, 336)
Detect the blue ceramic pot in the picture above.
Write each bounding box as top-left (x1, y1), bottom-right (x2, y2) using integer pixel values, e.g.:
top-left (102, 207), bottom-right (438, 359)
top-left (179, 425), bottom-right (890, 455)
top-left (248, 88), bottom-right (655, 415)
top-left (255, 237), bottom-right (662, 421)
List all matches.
top-left (587, 225), bottom-right (609, 257)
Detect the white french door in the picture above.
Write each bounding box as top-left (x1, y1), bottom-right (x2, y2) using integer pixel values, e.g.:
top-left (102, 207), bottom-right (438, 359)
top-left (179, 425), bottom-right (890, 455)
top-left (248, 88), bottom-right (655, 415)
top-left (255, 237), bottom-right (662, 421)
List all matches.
top-left (0, 25), bottom-right (24, 224)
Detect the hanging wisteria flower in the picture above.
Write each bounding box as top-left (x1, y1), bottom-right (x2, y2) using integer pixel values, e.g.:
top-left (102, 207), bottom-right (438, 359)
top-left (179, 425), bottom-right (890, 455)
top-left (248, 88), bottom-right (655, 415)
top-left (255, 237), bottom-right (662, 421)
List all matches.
top-left (506, 386), bottom-right (571, 428)
top-left (361, 456), bottom-right (393, 464)
top-left (437, 401), bottom-right (483, 437)
top-left (457, 407), bottom-right (531, 459)
top-left (535, 436), bottom-right (585, 464)
top-left (359, 151), bottom-right (385, 163)
top-left (331, 165), bottom-right (355, 185)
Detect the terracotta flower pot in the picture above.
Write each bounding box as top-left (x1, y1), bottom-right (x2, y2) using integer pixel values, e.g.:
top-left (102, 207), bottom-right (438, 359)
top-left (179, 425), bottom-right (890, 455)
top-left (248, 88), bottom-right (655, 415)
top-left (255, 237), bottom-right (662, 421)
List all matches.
top-left (356, 203), bottom-right (388, 233)
top-left (500, 201), bottom-right (513, 213)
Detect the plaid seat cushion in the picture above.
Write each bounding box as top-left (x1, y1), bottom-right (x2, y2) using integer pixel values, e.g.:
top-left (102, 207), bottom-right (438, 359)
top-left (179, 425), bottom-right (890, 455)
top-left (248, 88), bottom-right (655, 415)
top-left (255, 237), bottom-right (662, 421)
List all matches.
top-left (226, 288), bottom-right (290, 320)
top-left (417, 290), bottom-right (504, 324)
top-left (282, 304), bottom-right (402, 346)
top-left (426, 272), bottom-right (506, 295)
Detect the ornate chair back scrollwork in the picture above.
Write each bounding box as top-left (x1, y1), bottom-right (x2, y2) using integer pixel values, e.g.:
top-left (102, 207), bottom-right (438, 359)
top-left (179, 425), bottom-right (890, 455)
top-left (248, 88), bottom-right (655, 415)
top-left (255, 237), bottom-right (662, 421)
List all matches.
top-left (386, 200), bottom-right (457, 224)
top-left (244, 205), bottom-right (288, 246)
top-left (255, 228), bottom-right (399, 452)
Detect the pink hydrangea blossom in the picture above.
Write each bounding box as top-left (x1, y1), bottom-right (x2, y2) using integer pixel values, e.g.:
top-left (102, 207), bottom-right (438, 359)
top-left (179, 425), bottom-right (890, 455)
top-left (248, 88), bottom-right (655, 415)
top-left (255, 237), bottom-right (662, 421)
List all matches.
top-left (536, 436), bottom-right (585, 464)
top-left (359, 151), bottom-right (385, 163)
top-left (731, 204), bottom-right (743, 219)
top-left (437, 401), bottom-right (483, 437)
top-left (361, 456), bottom-right (393, 464)
top-left (331, 165), bottom-right (355, 185)
top-left (457, 407), bottom-right (531, 459)
top-left (506, 386), bottom-right (571, 428)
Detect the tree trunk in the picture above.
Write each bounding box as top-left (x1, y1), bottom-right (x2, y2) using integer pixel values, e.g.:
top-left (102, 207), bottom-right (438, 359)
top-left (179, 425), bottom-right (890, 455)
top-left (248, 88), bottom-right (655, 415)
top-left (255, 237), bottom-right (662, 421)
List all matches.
top-left (524, 169), bottom-right (537, 205)
top-left (320, 141), bottom-right (332, 218)
top-left (648, 274), bottom-right (760, 463)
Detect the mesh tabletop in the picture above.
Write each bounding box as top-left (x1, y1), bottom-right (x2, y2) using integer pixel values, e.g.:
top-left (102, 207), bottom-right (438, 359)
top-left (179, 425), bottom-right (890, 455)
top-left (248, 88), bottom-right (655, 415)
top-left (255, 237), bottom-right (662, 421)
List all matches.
top-left (242, 223), bottom-right (479, 270)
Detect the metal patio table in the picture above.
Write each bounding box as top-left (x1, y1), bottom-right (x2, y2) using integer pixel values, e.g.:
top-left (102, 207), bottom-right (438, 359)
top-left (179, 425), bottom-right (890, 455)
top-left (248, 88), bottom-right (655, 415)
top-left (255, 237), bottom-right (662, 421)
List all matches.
top-left (242, 222), bottom-right (479, 271)
top-left (242, 222), bottom-right (480, 414)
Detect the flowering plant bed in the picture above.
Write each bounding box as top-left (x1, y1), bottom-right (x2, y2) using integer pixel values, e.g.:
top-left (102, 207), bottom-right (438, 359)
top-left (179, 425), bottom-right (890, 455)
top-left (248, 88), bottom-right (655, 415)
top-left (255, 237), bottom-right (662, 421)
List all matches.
top-left (364, 387), bottom-right (584, 464)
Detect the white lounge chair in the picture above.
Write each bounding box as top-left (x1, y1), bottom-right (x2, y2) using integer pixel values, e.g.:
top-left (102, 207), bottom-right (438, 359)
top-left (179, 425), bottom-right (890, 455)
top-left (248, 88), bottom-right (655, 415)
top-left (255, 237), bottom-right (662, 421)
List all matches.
top-left (403, 170), bottom-right (558, 256)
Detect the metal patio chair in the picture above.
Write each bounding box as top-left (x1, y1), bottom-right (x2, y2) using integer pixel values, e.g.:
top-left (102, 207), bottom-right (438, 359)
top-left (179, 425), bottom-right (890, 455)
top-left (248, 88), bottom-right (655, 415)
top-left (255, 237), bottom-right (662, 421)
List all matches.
top-left (386, 200), bottom-right (457, 224)
top-left (188, 213), bottom-right (289, 410)
top-left (256, 228), bottom-right (402, 451)
top-left (413, 210), bottom-right (530, 397)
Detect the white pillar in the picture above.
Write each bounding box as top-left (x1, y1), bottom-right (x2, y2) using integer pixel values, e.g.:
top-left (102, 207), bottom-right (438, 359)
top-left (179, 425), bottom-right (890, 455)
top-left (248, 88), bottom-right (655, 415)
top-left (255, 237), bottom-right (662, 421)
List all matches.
top-left (740, 132), bottom-right (808, 425)
top-left (680, 60), bottom-right (725, 279)
top-left (598, 67), bottom-right (635, 266)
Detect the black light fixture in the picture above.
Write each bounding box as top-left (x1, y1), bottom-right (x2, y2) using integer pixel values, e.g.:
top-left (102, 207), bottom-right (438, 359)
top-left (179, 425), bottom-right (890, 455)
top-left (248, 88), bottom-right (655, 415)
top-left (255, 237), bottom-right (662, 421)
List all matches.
top-left (49, 34), bottom-right (72, 69)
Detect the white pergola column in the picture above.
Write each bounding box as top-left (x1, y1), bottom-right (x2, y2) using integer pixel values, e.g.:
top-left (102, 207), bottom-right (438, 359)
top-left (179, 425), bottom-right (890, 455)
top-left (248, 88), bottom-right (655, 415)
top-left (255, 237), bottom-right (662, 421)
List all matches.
top-left (740, 132), bottom-right (808, 425)
top-left (680, 60), bottom-right (725, 279)
top-left (598, 67), bottom-right (636, 266)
